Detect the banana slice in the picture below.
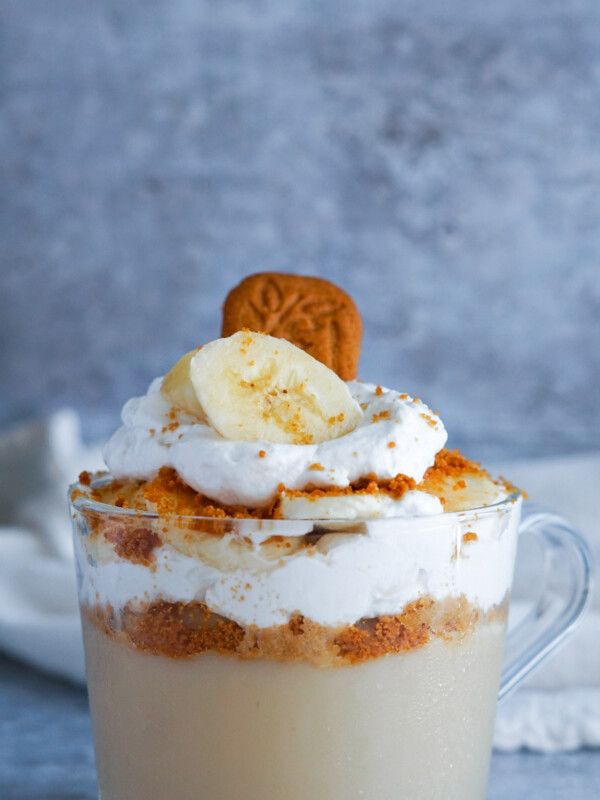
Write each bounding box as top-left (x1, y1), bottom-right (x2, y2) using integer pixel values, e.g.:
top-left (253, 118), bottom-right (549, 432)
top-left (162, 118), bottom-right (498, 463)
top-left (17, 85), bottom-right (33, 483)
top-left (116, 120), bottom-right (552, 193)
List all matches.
top-left (189, 331), bottom-right (362, 444)
top-left (161, 349), bottom-right (207, 421)
top-left (280, 492), bottom-right (390, 520)
top-left (422, 472), bottom-right (507, 512)
top-left (279, 490), bottom-right (443, 520)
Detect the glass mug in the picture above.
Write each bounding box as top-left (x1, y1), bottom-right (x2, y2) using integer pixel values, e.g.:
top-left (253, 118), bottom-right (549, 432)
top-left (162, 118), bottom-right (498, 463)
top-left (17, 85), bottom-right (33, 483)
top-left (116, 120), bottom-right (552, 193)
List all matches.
top-left (69, 483), bottom-right (591, 800)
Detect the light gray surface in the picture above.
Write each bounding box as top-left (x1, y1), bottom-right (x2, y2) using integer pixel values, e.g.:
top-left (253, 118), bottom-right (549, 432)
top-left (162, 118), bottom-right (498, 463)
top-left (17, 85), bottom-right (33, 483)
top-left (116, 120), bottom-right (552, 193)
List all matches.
top-left (0, 653), bottom-right (598, 799)
top-left (2, 0), bottom-right (600, 460)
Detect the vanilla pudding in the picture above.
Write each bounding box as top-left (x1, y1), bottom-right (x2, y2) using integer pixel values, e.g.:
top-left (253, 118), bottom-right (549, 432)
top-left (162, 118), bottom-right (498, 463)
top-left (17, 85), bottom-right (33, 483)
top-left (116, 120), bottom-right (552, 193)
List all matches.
top-left (82, 614), bottom-right (507, 800)
top-left (71, 330), bottom-right (520, 800)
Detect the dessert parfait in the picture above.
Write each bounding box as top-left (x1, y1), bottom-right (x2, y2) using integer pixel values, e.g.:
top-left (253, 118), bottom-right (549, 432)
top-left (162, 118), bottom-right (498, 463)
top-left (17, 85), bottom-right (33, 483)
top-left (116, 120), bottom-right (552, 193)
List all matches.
top-left (70, 274), bottom-right (521, 800)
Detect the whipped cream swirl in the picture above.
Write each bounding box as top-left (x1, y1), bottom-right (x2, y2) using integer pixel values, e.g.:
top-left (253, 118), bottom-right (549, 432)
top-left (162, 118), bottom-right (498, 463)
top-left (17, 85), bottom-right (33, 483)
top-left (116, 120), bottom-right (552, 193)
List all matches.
top-left (104, 379), bottom-right (448, 508)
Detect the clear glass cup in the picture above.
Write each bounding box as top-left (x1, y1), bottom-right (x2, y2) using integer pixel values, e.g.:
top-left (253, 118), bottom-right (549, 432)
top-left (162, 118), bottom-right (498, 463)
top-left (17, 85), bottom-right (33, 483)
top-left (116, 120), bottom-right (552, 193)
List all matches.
top-left (69, 481), bottom-right (591, 800)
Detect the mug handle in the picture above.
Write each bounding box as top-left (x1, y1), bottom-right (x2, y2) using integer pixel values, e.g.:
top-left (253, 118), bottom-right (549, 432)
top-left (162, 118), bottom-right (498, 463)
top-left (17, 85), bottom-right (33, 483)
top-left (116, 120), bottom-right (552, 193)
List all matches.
top-left (499, 505), bottom-right (593, 701)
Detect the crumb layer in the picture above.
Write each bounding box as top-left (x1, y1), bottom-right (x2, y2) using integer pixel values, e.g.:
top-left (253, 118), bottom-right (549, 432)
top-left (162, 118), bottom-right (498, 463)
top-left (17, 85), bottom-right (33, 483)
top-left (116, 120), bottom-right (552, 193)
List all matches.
top-left (83, 595), bottom-right (508, 667)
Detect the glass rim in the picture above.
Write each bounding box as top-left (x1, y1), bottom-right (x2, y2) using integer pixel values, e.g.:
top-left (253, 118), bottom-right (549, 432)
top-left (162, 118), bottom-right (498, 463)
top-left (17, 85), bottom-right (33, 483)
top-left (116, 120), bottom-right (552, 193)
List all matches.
top-left (68, 477), bottom-right (523, 530)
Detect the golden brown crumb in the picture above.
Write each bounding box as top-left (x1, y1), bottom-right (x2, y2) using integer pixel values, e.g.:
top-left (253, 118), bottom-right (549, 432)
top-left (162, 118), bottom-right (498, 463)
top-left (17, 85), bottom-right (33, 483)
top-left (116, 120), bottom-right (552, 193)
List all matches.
top-left (278, 472), bottom-right (416, 505)
top-left (84, 594), bottom-right (506, 665)
top-left (104, 526), bottom-right (162, 566)
top-left (120, 601), bottom-right (245, 658)
top-left (334, 599), bottom-right (434, 660)
top-left (419, 450), bottom-right (488, 496)
top-left (139, 468), bottom-right (274, 519)
top-left (88, 466), bottom-right (425, 520)
top-left (372, 410), bottom-right (391, 422)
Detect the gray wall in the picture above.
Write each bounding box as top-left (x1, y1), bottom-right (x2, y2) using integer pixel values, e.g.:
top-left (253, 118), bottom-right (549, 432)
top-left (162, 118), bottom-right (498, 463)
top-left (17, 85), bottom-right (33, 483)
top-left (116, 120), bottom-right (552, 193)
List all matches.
top-left (2, 0), bottom-right (600, 460)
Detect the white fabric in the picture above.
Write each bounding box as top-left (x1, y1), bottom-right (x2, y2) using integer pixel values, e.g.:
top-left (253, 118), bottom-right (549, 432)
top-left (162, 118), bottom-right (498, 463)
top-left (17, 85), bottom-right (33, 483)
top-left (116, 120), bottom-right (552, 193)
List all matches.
top-left (0, 411), bottom-right (597, 751)
top-left (0, 411), bottom-right (103, 682)
top-left (489, 452), bottom-right (600, 751)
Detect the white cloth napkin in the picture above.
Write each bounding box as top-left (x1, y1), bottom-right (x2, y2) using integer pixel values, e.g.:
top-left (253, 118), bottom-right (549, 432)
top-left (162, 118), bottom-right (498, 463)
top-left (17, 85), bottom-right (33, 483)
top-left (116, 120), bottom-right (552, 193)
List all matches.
top-left (0, 411), bottom-right (597, 751)
top-left (489, 452), bottom-right (600, 751)
top-left (0, 411), bottom-right (104, 683)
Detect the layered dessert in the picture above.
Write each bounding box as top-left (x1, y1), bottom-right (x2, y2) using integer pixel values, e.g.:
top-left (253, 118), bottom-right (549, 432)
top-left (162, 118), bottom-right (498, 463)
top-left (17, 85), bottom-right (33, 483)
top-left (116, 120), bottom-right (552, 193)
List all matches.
top-left (70, 275), bottom-right (521, 800)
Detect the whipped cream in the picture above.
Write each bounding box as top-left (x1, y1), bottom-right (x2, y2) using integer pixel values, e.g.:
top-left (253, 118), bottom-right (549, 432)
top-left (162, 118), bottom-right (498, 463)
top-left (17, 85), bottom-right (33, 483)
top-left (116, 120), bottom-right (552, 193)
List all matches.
top-left (103, 379), bottom-right (447, 508)
top-left (76, 498), bottom-right (520, 628)
top-left (86, 358), bottom-right (519, 630)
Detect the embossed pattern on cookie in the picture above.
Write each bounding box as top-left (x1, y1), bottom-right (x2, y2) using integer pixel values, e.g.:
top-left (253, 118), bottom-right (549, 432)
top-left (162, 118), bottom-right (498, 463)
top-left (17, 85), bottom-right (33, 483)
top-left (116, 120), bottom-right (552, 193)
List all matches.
top-left (222, 273), bottom-right (362, 380)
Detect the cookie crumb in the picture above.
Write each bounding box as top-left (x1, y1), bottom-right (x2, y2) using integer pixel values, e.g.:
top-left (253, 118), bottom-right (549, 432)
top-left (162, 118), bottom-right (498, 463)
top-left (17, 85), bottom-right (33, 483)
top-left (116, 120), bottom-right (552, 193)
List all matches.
top-left (104, 526), bottom-right (162, 566)
top-left (79, 470), bottom-right (92, 487)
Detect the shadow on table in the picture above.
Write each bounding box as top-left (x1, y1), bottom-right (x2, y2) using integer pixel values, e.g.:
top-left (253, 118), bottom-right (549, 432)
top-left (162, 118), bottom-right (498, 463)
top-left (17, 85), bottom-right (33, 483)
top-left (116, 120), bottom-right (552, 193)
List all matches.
top-left (489, 748), bottom-right (600, 800)
top-left (0, 653), bottom-right (96, 800)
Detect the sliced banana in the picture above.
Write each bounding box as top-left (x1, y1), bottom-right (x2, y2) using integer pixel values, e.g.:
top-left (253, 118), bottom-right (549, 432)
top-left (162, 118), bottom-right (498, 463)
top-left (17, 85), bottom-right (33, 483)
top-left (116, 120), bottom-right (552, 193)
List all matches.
top-left (161, 349), bottom-right (207, 421)
top-left (279, 490), bottom-right (443, 520)
top-left (190, 331), bottom-right (363, 444)
top-left (421, 472), bottom-right (506, 512)
top-left (280, 493), bottom-right (389, 520)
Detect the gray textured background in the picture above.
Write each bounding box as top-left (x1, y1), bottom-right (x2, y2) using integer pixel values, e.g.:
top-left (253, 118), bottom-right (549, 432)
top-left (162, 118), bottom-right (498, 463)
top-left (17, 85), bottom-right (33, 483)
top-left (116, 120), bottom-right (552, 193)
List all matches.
top-left (2, 0), bottom-right (600, 459)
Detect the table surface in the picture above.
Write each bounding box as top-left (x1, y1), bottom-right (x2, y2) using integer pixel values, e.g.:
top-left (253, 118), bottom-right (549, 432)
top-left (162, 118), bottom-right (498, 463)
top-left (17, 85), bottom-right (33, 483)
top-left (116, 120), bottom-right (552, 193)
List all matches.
top-left (1, 653), bottom-right (599, 800)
